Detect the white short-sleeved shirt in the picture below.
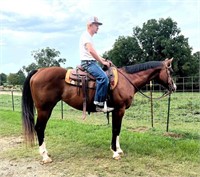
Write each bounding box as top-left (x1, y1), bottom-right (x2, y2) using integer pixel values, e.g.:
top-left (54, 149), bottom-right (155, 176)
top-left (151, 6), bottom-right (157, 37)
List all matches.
top-left (79, 31), bottom-right (95, 61)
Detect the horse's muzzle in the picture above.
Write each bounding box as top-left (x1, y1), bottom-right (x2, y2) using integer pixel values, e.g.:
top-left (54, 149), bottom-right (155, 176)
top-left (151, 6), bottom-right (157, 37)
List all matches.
top-left (169, 82), bottom-right (177, 93)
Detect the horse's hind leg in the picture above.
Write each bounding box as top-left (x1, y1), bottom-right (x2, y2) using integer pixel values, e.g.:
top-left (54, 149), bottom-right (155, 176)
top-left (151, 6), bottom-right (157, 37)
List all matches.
top-left (35, 109), bottom-right (53, 163)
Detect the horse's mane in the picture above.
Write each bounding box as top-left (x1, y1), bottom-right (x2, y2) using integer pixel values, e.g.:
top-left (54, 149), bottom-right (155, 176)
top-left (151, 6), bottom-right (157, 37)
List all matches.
top-left (123, 61), bottom-right (163, 74)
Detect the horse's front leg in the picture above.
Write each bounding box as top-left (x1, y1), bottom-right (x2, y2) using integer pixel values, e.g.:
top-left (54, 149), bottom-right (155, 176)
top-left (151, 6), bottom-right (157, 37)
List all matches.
top-left (111, 108), bottom-right (125, 160)
top-left (116, 135), bottom-right (123, 154)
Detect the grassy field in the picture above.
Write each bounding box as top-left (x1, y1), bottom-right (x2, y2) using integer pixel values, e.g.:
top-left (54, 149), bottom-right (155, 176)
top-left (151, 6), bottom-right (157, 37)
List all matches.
top-left (0, 91), bottom-right (199, 131)
top-left (0, 92), bottom-right (199, 176)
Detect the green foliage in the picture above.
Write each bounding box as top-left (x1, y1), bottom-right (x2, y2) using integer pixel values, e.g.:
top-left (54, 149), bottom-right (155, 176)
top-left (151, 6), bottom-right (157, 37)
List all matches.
top-left (22, 62), bottom-right (37, 74)
top-left (133, 17), bottom-right (193, 71)
top-left (191, 51), bottom-right (200, 77)
top-left (104, 36), bottom-right (142, 67)
top-left (7, 70), bottom-right (26, 85)
top-left (105, 17), bottom-right (199, 77)
top-left (23, 47), bottom-right (67, 74)
top-left (0, 73), bottom-right (7, 85)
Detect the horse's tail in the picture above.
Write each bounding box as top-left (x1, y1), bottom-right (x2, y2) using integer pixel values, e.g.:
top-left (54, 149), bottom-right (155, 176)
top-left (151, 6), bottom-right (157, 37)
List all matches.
top-left (22, 70), bottom-right (38, 145)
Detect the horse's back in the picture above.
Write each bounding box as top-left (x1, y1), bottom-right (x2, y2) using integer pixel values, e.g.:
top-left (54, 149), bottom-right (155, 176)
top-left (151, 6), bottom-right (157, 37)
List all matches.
top-left (30, 67), bottom-right (67, 107)
top-left (31, 67), bottom-right (66, 82)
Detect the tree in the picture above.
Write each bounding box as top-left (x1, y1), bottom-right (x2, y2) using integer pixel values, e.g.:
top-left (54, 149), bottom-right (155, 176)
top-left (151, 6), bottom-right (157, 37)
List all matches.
top-left (22, 63), bottom-right (38, 74)
top-left (103, 36), bottom-right (142, 67)
top-left (134, 18), bottom-right (195, 77)
top-left (7, 70), bottom-right (26, 85)
top-left (0, 73), bottom-right (7, 85)
top-left (192, 51), bottom-right (200, 76)
top-left (23, 47), bottom-right (66, 74)
top-left (105, 17), bottom-right (196, 77)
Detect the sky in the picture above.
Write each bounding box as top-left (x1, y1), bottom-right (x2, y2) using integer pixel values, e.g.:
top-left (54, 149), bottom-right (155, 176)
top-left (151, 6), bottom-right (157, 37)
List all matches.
top-left (0, 0), bottom-right (199, 74)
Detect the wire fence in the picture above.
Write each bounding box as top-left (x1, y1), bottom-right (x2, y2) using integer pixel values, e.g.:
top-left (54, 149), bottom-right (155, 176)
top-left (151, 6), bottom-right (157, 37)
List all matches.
top-left (142, 76), bottom-right (200, 92)
top-left (0, 76), bottom-right (200, 133)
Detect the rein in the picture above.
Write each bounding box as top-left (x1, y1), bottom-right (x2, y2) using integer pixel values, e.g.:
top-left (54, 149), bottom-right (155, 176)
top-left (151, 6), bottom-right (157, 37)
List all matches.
top-left (115, 67), bottom-right (171, 100)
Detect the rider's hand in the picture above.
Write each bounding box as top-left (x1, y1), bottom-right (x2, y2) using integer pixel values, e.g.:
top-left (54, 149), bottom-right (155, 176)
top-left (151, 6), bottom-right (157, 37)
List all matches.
top-left (102, 60), bottom-right (111, 68)
top-left (107, 60), bottom-right (113, 66)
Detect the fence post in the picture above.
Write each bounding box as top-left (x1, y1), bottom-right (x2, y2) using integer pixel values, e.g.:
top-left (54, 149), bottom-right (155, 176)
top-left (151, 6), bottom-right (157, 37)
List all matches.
top-left (166, 94), bottom-right (171, 132)
top-left (61, 100), bottom-right (63, 119)
top-left (11, 90), bottom-right (14, 111)
top-left (150, 81), bottom-right (154, 128)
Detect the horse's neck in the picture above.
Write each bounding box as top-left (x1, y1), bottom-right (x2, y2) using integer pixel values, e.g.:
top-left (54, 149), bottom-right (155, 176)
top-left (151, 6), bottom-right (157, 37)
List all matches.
top-left (127, 68), bottom-right (160, 90)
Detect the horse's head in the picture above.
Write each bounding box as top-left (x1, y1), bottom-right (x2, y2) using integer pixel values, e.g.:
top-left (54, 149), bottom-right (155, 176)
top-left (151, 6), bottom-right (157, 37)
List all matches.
top-left (156, 58), bottom-right (176, 93)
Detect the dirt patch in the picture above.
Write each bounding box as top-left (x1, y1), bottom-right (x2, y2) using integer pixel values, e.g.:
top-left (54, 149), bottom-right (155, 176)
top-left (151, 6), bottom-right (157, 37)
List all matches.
top-left (0, 158), bottom-right (55, 177)
top-left (0, 136), bottom-right (99, 177)
top-left (0, 91), bottom-right (22, 96)
top-left (0, 136), bottom-right (23, 152)
top-left (0, 136), bottom-right (59, 177)
top-left (163, 132), bottom-right (183, 139)
top-left (127, 126), bottom-right (150, 133)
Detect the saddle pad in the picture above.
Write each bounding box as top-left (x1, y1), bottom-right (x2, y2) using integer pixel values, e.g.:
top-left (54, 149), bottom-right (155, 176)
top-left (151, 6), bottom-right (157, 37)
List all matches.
top-left (65, 68), bottom-right (73, 84)
top-left (109, 67), bottom-right (118, 90)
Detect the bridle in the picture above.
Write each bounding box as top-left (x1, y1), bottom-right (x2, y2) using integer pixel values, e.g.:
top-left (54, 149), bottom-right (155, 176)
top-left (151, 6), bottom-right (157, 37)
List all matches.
top-left (115, 64), bottom-right (173, 100)
top-left (165, 63), bottom-right (175, 93)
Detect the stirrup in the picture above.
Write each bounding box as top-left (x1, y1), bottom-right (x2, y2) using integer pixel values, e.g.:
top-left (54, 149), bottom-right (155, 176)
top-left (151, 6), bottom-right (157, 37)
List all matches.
top-left (95, 101), bottom-right (114, 113)
top-left (96, 106), bottom-right (114, 113)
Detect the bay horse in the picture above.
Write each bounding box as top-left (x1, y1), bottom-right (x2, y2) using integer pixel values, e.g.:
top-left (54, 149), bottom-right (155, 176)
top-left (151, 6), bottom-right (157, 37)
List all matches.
top-left (22, 58), bottom-right (176, 163)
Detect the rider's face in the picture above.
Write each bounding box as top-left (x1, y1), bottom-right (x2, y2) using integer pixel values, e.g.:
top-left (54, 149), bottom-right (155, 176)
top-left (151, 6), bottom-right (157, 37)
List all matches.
top-left (91, 23), bottom-right (99, 34)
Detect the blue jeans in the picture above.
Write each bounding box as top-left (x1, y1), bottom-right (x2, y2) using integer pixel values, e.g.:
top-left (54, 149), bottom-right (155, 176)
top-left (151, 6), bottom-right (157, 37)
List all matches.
top-left (81, 60), bottom-right (109, 104)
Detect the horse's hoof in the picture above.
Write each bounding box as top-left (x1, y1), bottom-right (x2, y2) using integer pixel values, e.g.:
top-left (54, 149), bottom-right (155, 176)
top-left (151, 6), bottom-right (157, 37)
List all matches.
top-left (117, 149), bottom-right (124, 155)
top-left (113, 154), bottom-right (121, 160)
top-left (41, 157), bottom-right (53, 164)
top-left (112, 150), bottom-right (121, 160)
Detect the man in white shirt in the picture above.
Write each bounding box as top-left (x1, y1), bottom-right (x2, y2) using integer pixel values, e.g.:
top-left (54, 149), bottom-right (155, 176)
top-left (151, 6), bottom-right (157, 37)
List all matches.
top-left (79, 16), bottom-right (114, 113)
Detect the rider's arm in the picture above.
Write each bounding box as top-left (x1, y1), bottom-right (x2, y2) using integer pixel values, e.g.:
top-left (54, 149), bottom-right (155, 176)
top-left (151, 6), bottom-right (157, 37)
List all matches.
top-left (85, 43), bottom-right (109, 67)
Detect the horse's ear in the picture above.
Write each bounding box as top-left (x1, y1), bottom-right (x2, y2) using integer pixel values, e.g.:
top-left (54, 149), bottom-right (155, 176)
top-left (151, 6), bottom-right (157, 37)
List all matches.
top-left (169, 58), bottom-right (173, 63)
top-left (166, 58), bottom-right (174, 68)
top-left (165, 58), bottom-right (173, 63)
top-left (164, 58), bottom-right (173, 62)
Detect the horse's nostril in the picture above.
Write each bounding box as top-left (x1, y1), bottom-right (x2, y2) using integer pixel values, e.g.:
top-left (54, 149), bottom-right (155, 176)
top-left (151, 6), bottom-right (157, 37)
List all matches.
top-left (173, 83), bottom-right (177, 91)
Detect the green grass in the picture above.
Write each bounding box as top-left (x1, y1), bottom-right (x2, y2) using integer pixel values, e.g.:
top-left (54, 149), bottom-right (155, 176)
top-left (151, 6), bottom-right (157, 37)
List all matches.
top-left (0, 92), bottom-right (200, 176)
top-left (0, 110), bottom-right (22, 136)
top-left (0, 108), bottom-right (199, 177)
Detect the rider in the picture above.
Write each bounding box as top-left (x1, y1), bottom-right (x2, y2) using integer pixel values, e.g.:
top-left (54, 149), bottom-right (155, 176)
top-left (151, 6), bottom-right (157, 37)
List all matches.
top-left (79, 16), bottom-right (114, 113)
